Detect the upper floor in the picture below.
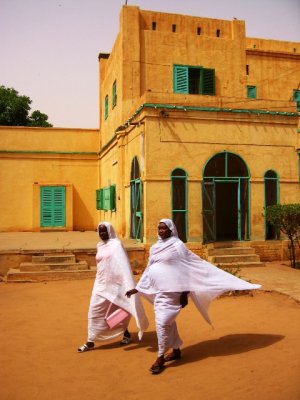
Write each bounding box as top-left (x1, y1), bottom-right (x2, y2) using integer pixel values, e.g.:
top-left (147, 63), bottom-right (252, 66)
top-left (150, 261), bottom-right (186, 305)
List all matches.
top-left (98, 6), bottom-right (300, 146)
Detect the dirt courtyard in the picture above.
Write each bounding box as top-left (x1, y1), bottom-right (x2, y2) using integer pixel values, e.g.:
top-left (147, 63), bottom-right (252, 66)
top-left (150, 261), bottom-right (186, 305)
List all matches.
top-left (0, 278), bottom-right (299, 400)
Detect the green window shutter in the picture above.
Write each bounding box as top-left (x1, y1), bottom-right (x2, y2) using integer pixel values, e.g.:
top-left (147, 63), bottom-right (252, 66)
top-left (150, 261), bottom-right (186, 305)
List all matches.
top-left (53, 188), bottom-right (65, 225)
top-left (112, 81), bottom-right (117, 109)
top-left (293, 90), bottom-right (300, 111)
top-left (40, 186), bottom-right (65, 227)
top-left (40, 187), bottom-right (52, 226)
top-left (104, 95), bottom-right (108, 119)
top-left (103, 187), bottom-right (110, 211)
top-left (173, 65), bottom-right (188, 93)
top-left (247, 86), bottom-right (257, 99)
top-left (201, 68), bottom-right (215, 95)
top-left (96, 189), bottom-right (104, 210)
top-left (109, 185), bottom-right (116, 211)
top-left (102, 185), bottom-right (116, 211)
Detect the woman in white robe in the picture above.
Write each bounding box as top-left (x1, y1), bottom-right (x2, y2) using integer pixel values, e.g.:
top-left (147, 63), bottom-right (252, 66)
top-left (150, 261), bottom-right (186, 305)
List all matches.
top-left (126, 218), bottom-right (261, 373)
top-left (78, 222), bottom-right (149, 352)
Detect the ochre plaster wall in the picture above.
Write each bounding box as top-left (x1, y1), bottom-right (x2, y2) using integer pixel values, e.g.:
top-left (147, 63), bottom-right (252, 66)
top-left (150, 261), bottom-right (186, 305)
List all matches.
top-left (98, 6), bottom-right (299, 242)
top-left (246, 38), bottom-right (300, 102)
top-left (115, 109), bottom-right (299, 242)
top-left (0, 127), bottom-right (99, 232)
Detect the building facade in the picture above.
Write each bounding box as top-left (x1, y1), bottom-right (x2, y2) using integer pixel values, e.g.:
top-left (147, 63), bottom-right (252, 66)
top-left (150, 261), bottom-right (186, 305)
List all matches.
top-left (98, 6), bottom-right (300, 244)
top-left (0, 126), bottom-right (99, 231)
top-left (0, 6), bottom-right (299, 250)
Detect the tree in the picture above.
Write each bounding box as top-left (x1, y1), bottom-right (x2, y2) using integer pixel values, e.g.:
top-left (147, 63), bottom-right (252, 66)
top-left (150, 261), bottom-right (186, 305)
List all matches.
top-left (28, 110), bottom-right (52, 127)
top-left (266, 204), bottom-right (300, 268)
top-left (0, 85), bottom-right (52, 127)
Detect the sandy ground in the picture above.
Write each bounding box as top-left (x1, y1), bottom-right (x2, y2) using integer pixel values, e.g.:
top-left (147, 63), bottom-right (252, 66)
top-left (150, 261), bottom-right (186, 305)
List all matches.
top-left (0, 279), bottom-right (299, 400)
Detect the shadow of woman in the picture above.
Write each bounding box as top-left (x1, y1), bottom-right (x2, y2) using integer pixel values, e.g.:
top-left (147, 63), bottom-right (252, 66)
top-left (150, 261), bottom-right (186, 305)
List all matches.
top-left (169, 333), bottom-right (285, 368)
top-left (94, 330), bottom-right (158, 352)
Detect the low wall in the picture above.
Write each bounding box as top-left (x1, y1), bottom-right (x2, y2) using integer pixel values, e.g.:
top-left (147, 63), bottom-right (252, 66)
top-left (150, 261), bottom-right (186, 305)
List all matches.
top-left (251, 240), bottom-right (300, 262)
top-left (0, 240), bottom-right (298, 278)
top-left (0, 247), bottom-right (147, 277)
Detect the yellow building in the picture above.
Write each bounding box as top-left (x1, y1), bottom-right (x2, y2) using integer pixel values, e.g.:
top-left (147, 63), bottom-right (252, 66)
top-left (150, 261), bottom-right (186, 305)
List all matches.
top-left (98, 6), bottom-right (300, 244)
top-left (0, 126), bottom-right (99, 231)
top-left (0, 6), bottom-right (299, 253)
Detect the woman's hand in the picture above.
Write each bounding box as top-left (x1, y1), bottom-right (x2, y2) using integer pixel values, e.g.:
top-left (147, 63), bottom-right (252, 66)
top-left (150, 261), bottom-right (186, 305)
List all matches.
top-left (125, 288), bottom-right (138, 298)
top-left (180, 291), bottom-right (190, 308)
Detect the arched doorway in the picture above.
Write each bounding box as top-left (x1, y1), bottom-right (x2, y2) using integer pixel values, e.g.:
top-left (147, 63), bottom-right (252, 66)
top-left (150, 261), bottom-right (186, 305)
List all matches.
top-left (202, 151), bottom-right (250, 243)
top-left (264, 170), bottom-right (279, 239)
top-left (171, 168), bottom-right (187, 242)
top-left (130, 157), bottom-right (143, 241)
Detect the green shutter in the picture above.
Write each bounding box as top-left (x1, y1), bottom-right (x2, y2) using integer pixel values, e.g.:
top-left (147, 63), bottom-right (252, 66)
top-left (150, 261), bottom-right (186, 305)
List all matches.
top-left (40, 187), bottom-right (52, 226)
top-left (247, 86), bottom-right (257, 99)
top-left (96, 189), bottom-right (104, 210)
top-left (293, 90), bottom-right (300, 111)
top-left (102, 185), bottom-right (116, 211)
top-left (201, 68), bottom-right (215, 95)
top-left (173, 65), bottom-right (188, 93)
top-left (104, 95), bottom-right (108, 119)
top-left (40, 186), bottom-right (65, 227)
top-left (103, 187), bottom-right (110, 210)
top-left (112, 81), bottom-right (117, 108)
top-left (109, 185), bottom-right (116, 211)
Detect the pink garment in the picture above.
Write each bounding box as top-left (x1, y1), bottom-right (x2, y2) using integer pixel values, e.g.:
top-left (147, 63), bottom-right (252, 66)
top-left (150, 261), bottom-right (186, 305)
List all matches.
top-left (88, 295), bottom-right (130, 341)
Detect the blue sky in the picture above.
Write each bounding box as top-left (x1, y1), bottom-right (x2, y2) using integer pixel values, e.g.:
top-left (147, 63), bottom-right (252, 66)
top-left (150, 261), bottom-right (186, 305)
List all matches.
top-left (1, 0), bottom-right (299, 128)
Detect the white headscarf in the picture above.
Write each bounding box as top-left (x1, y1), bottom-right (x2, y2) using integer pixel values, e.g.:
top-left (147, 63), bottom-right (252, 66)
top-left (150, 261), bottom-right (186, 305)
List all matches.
top-left (97, 221), bottom-right (117, 239)
top-left (136, 218), bottom-right (261, 325)
top-left (159, 218), bottom-right (178, 238)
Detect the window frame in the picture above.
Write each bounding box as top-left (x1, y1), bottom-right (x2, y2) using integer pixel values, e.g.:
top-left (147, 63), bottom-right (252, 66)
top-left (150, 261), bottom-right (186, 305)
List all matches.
top-left (173, 64), bottom-right (215, 96)
top-left (40, 186), bottom-right (66, 227)
top-left (96, 185), bottom-right (116, 211)
top-left (247, 85), bottom-right (257, 99)
top-left (293, 89), bottom-right (300, 111)
top-left (112, 80), bottom-right (117, 109)
top-left (104, 95), bottom-right (109, 120)
top-left (171, 168), bottom-right (188, 242)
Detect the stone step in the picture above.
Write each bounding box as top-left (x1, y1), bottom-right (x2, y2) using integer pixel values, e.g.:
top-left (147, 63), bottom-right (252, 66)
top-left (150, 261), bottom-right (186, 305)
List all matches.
top-left (211, 254), bottom-right (260, 263)
top-left (210, 241), bottom-right (252, 248)
top-left (215, 261), bottom-right (265, 269)
top-left (6, 267), bottom-right (96, 282)
top-left (32, 254), bottom-right (76, 264)
top-left (207, 247), bottom-right (255, 256)
top-left (19, 260), bottom-right (88, 272)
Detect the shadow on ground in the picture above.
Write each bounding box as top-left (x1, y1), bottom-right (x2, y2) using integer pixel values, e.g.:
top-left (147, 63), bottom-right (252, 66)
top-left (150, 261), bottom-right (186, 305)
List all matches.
top-left (171, 333), bottom-right (284, 368)
top-left (94, 331), bottom-right (284, 365)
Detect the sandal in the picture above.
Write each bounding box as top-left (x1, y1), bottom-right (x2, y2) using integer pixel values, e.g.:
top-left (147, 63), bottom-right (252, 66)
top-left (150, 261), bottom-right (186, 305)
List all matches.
top-left (120, 336), bottom-right (132, 346)
top-left (164, 348), bottom-right (181, 362)
top-left (77, 342), bottom-right (94, 353)
top-left (149, 357), bottom-right (165, 374)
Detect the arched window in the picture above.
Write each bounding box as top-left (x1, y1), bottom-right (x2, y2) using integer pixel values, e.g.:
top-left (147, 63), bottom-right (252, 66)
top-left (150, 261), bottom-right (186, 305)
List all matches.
top-left (171, 168), bottom-right (187, 242)
top-left (202, 151), bottom-right (250, 242)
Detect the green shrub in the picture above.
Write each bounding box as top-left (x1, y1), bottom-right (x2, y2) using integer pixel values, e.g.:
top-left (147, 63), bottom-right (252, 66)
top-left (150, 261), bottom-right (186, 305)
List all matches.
top-left (266, 204), bottom-right (300, 268)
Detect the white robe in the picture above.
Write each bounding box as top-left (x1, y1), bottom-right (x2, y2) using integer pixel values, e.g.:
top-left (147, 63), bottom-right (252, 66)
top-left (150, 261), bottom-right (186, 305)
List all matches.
top-left (136, 229), bottom-right (261, 354)
top-left (88, 236), bottom-right (149, 342)
top-left (154, 292), bottom-right (183, 356)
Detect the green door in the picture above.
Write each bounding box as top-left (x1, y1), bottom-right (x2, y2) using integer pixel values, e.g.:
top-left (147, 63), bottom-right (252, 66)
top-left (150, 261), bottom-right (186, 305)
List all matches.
top-left (130, 157), bottom-right (143, 241)
top-left (264, 170), bottom-right (279, 239)
top-left (203, 152), bottom-right (250, 243)
top-left (130, 179), bottom-right (142, 241)
top-left (202, 181), bottom-right (216, 243)
top-left (215, 180), bottom-right (239, 241)
top-left (40, 186), bottom-right (66, 227)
